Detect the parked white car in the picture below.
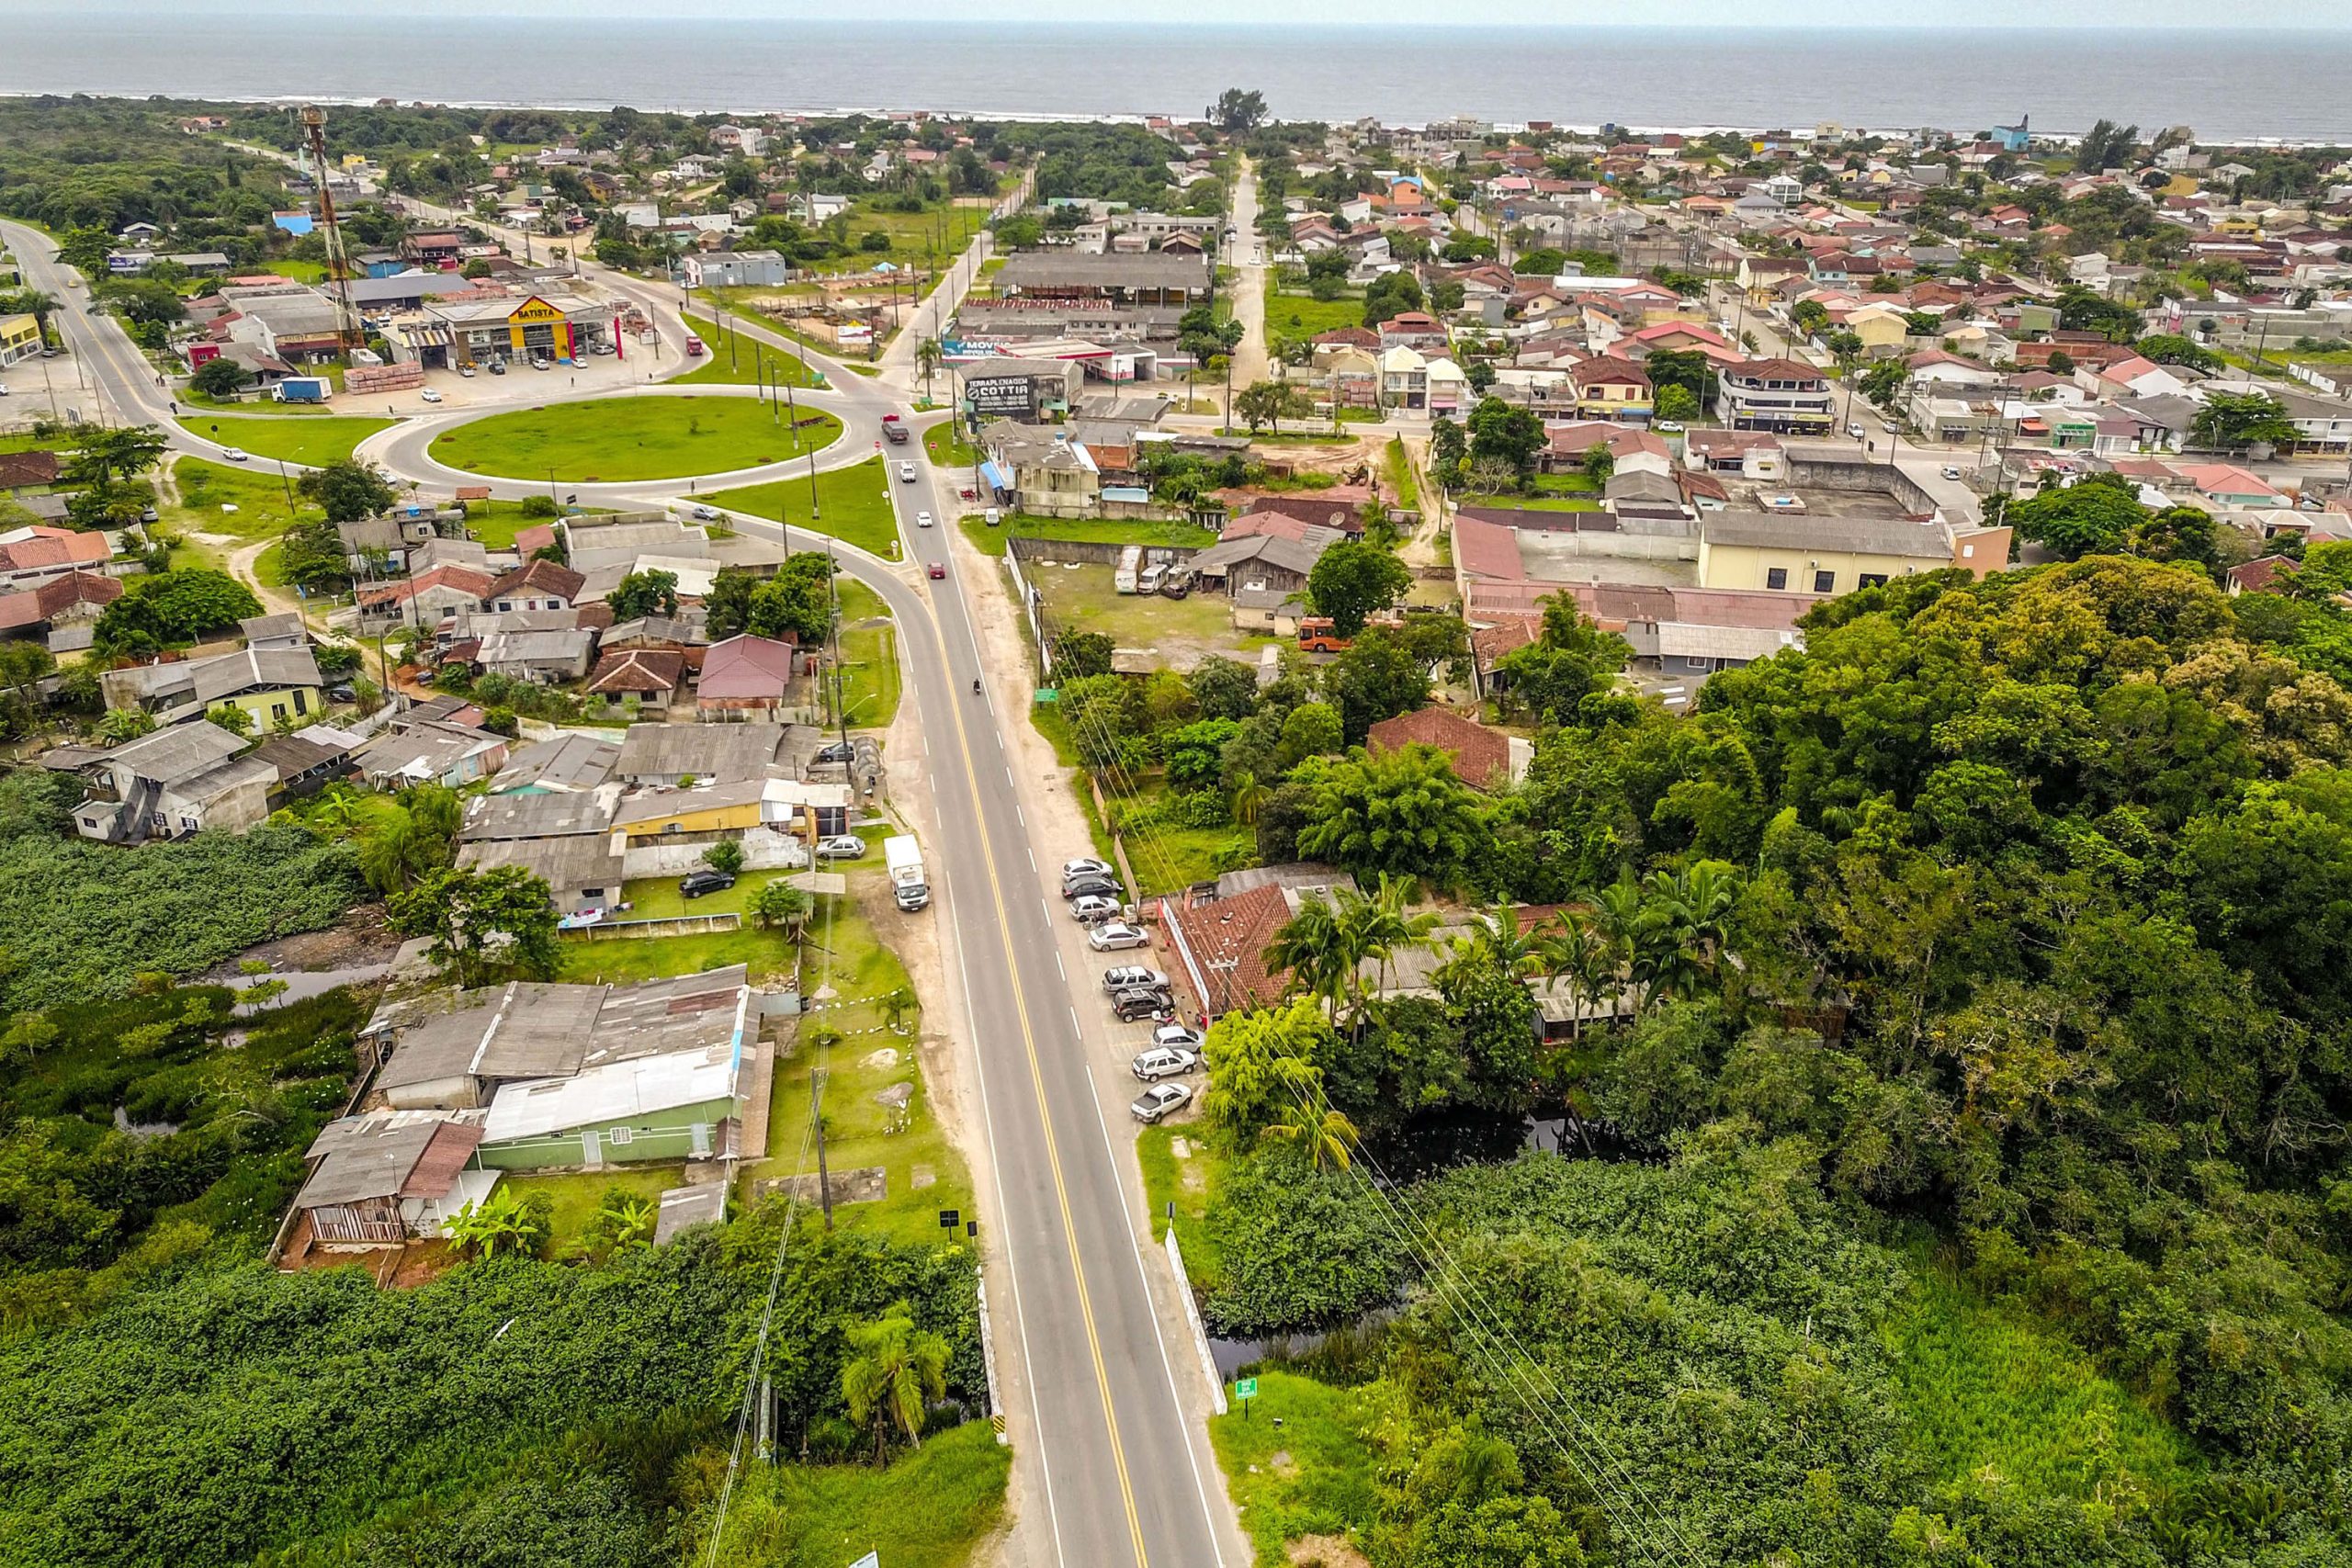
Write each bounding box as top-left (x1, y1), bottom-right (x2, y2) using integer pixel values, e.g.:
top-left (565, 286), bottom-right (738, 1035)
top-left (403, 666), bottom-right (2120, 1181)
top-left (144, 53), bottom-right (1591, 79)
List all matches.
top-left (1151, 1022), bottom-right (1204, 1052)
top-left (1130, 1082), bottom-right (1193, 1122)
top-left (816, 833), bottom-right (867, 860)
top-left (1070, 895), bottom-right (1123, 925)
top-left (419, 389), bottom-right (443, 404)
top-left (1064, 857), bottom-right (1115, 880)
top-left (1102, 965), bottom-right (1169, 994)
top-left (1089, 921), bottom-right (1149, 952)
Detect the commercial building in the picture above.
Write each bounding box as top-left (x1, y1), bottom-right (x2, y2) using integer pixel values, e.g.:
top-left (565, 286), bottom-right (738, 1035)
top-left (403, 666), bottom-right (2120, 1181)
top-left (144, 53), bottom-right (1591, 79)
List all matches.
top-left (1714, 357), bottom-right (1837, 435)
top-left (1694, 512), bottom-right (1997, 595)
top-left (0, 311), bottom-right (40, 367)
top-left (385, 292), bottom-right (612, 368)
top-left (684, 250), bottom-right (792, 288)
top-left (995, 251), bottom-right (1215, 308)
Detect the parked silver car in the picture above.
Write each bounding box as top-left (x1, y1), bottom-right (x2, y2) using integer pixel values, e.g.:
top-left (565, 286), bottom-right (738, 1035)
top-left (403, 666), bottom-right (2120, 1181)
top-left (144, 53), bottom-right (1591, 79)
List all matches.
top-left (1069, 895), bottom-right (1123, 925)
top-left (1102, 965), bottom-right (1169, 994)
top-left (1131, 1044), bottom-right (1200, 1081)
top-left (1089, 921), bottom-right (1148, 952)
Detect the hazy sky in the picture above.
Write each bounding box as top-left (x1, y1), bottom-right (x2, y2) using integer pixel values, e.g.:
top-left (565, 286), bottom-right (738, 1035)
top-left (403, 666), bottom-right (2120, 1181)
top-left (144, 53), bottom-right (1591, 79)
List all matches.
top-left (28, 0), bottom-right (2352, 24)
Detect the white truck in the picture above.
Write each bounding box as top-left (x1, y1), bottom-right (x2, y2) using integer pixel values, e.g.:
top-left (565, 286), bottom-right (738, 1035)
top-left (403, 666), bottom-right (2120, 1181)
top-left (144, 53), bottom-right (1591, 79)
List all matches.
top-left (1114, 544), bottom-right (1142, 594)
top-left (884, 835), bottom-right (929, 912)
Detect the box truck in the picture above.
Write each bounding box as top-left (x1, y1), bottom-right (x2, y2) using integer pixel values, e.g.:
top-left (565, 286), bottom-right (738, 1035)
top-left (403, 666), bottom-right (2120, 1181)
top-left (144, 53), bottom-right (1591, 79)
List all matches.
top-left (884, 835), bottom-right (929, 912)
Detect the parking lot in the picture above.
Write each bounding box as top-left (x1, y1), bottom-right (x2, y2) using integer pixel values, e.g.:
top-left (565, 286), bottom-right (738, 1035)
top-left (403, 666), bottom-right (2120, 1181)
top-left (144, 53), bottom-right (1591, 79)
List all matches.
top-left (1047, 852), bottom-right (1209, 1131)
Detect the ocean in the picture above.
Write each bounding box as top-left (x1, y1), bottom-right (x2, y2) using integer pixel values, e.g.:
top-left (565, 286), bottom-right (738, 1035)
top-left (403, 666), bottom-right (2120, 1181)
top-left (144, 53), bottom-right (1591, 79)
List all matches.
top-left (3, 15), bottom-right (2349, 143)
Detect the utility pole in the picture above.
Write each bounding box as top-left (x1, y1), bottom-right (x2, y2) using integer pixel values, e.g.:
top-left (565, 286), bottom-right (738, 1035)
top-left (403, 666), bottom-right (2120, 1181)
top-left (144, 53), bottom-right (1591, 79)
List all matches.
top-left (811, 1067), bottom-right (832, 1230)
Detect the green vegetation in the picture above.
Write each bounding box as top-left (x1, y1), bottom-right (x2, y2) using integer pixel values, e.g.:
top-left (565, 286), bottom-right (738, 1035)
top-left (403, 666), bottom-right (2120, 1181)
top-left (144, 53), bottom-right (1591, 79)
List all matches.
top-left (834, 614), bottom-right (902, 730)
top-left (707, 454), bottom-right (903, 561)
top-left (958, 514), bottom-right (1219, 559)
top-left (673, 313), bottom-right (822, 389)
top-left (553, 925), bottom-right (795, 986)
top-left (1136, 1123), bottom-right (1222, 1289)
top-left (1035, 563), bottom-right (1268, 658)
top-left (1381, 435), bottom-right (1419, 513)
top-left (0, 778), bottom-right (365, 1015)
top-left (616, 866), bottom-right (814, 924)
top-left (426, 396), bottom-right (842, 482)
top-left (160, 455), bottom-right (318, 541)
top-left (171, 414), bottom-right (395, 467)
top-left (1208, 1371), bottom-right (1379, 1568)
top-left (1262, 274), bottom-right (1366, 342)
top-left (458, 495), bottom-right (599, 549)
top-left (922, 420), bottom-right (978, 468)
top-left (703, 1418), bottom-right (1009, 1568)
top-left (0, 982), bottom-right (371, 1329)
top-left (1159, 552), bottom-right (2352, 1565)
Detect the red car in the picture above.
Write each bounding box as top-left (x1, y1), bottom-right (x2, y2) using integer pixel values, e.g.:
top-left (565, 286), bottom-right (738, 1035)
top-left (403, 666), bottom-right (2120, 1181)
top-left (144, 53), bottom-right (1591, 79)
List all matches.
top-left (927, 563), bottom-right (945, 580)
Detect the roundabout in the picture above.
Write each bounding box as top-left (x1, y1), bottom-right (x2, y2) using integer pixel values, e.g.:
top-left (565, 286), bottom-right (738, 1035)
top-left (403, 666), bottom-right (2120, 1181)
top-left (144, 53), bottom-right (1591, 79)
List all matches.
top-left (423, 394), bottom-right (843, 483)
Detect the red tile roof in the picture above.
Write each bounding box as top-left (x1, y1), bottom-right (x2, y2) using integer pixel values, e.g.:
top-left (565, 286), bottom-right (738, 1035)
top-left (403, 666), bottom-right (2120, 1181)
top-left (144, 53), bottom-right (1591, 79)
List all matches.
top-left (485, 558), bottom-right (585, 602)
top-left (2228, 555), bottom-right (2299, 594)
top-left (1367, 706), bottom-right (1515, 790)
top-left (357, 564), bottom-right (495, 608)
top-left (0, 451), bottom-right (63, 490)
top-left (0, 570), bottom-right (122, 630)
top-left (586, 647), bottom-right (687, 694)
top-left (696, 634), bottom-right (797, 699)
top-left (0, 527), bottom-right (109, 575)
top-left (1158, 881), bottom-right (1298, 1017)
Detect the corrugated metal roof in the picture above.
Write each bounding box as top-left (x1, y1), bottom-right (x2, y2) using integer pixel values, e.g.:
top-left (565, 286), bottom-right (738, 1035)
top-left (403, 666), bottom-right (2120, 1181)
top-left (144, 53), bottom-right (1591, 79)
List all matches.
top-left (482, 1043), bottom-right (739, 1145)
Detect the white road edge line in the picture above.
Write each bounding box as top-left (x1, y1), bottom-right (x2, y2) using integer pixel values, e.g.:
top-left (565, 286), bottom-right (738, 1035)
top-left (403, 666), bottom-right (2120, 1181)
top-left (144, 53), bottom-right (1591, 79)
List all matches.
top-left (1081, 1063), bottom-right (1232, 1567)
top-left (1081, 1062), bottom-right (1232, 1561)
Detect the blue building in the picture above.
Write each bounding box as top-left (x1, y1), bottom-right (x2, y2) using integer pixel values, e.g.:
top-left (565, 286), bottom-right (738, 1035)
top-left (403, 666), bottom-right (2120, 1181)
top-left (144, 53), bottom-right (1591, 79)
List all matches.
top-left (1993, 116), bottom-right (2031, 153)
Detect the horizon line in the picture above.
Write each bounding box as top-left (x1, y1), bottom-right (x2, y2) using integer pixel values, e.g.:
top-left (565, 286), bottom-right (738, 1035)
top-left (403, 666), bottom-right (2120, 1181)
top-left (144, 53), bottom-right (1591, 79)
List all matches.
top-left (30, 8), bottom-right (2352, 28)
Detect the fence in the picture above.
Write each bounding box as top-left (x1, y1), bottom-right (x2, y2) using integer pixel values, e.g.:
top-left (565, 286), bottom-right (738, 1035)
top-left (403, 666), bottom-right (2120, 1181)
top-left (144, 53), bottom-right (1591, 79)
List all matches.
top-left (566, 912), bottom-right (742, 941)
top-left (1003, 537), bottom-right (1049, 680)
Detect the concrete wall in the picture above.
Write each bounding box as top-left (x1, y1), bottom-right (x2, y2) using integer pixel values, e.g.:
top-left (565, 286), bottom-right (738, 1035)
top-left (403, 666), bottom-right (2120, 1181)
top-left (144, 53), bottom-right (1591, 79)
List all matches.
top-left (1783, 457), bottom-right (1939, 516)
top-left (619, 825), bottom-right (809, 878)
top-left (1007, 536), bottom-right (1203, 568)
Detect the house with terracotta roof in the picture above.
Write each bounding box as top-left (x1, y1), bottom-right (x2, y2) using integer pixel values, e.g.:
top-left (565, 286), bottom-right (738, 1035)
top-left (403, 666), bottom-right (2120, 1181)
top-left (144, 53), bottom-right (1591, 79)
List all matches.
top-left (0, 450), bottom-right (63, 493)
top-left (1566, 357), bottom-right (1654, 423)
top-left (696, 634), bottom-right (798, 717)
top-left (586, 647), bottom-right (688, 709)
top-left (357, 564), bottom-right (495, 630)
top-left (484, 558), bottom-right (587, 614)
top-left (2226, 555), bottom-right (2299, 596)
top-left (1366, 707), bottom-right (1530, 791)
top-left (1156, 864), bottom-right (1357, 1021)
top-left (0, 570), bottom-right (121, 651)
top-left (2177, 462), bottom-right (2287, 509)
top-left (0, 525), bottom-right (110, 590)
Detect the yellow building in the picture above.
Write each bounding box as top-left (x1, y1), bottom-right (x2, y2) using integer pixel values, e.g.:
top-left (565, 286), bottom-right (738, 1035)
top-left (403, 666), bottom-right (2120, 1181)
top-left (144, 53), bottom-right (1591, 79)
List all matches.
top-left (614, 781), bottom-right (769, 842)
top-left (1698, 512), bottom-right (1982, 596)
top-left (0, 310), bottom-right (42, 368)
top-left (1843, 305), bottom-right (1913, 359)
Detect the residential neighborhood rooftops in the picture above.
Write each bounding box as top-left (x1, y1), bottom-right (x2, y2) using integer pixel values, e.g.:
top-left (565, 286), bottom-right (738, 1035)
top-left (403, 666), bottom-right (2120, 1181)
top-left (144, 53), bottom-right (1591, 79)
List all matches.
top-left (490, 732), bottom-right (620, 794)
top-left (294, 1112), bottom-right (484, 1210)
top-left (695, 635), bottom-right (797, 700)
top-left (482, 1041), bottom-right (740, 1146)
top-left (1366, 707), bottom-right (1521, 790)
top-left (612, 719), bottom-right (800, 782)
top-left (1702, 511), bottom-right (1952, 558)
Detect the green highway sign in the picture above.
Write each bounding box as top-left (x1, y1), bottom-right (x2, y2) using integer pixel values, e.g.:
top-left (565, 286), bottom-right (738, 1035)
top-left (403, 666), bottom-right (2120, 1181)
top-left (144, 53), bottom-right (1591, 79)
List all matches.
top-left (1233, 1376), bottom-right (1258, 1400)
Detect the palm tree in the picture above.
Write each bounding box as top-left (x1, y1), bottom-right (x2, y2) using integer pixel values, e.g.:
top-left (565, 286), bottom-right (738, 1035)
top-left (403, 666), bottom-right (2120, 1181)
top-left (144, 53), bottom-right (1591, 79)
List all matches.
top-left (1440, 902), bottom-right (1543, 994)
top-left (356, 817), bottom-right (427, 896)
top-left (916, 335), bottom-right (942, 403)
top-left (1344, 873), bottom-right (1440, 1013)
top-left (1642, 862), bottom-right (1745, 1000)
top-left (1263, 892), bottom-right (1351, 1021)
top-left (1260, 1100), bottom-right (1361, 1173)
top-left (1586, 879), bottom-right (1661, 1010)
top-left (841, 1302), bottom-right (950, 1465)
top-left (1228, 769), bottom-right (1266, 827)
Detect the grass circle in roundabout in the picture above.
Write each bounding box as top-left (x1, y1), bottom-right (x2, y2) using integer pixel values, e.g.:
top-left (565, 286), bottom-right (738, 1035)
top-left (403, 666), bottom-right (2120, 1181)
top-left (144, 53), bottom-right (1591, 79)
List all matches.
top-left (424, 395), bottom-right (842, 483)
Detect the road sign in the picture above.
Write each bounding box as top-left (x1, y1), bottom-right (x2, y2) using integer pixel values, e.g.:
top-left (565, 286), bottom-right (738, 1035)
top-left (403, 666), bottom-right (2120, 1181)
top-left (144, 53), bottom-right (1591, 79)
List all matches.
top-left (938, 1207), bottom-right (961, 1230)
top-left (849, 1553), bottom-right (880, 1568)
top-left (1233, 1376), bottom-right (1258, 1400)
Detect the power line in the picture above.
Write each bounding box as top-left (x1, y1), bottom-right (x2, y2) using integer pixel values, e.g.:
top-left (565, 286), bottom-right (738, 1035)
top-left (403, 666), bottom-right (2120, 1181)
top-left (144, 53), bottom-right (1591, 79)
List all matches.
top-left (1043, 688), bottom-right (1706, 1566)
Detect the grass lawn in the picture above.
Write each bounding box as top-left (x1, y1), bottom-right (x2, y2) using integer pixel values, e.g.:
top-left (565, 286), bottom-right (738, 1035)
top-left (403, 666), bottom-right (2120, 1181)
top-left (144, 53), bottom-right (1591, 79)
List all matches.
top-left (174, 414), bottom-right (396, 467)
top-left (749, 897), bottom-right (972, 1247)
top-left (427, 396), bottom-right (842, 482)
top-left (1383, 435), bottom-right (1419, 512)
top-left (701, 1418), bottom-right (1008, 1568)
top-left (1102, 775), bottom-right (1248, 896)
top-left (696, 289), bottom-right (864, 372)
top-left (673, 313), bottom-right (822, 389)
top-left (1136, 1123), bottom-right (1223, 1290)
top-left (841, 196), bottom-right (989, 276)
top-left (504, 1166), bottom-right (678, 1256)
top-left (1462, 493), bottom-right (1602, 513)
top-left (708, 454), bottom-right (902, 560)
top-left (958, 514), bottom-right (1219, 560)
top-left (618, 865), bottom-right (812, 923)
top-left (555, 925), bottom-right (796, 986)
top-left (261, 258), bottom-right (328, 284)
top-left (1263, 276), bottom-right (1368, 341)
top-left (0, 431), bottom-right (70, 457)
top-left (922, 421), bottom-right (978, 469)
top-left (1893, 1249), bottom-right (2204, 1504)
top-left (834, 621), bottom-right (902, 730)
top-left (458, 498), bottom-right (563, 549)
top-left (1208, 1371), bottom-right (1380, 1568)
top-left (162, 456), bottom-right (318, 542)
top-left (1035, 562), bottom-right (1272, 665)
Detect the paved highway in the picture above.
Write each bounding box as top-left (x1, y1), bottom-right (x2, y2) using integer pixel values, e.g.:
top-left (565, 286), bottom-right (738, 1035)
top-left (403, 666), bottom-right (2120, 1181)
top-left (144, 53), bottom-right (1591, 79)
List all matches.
top-left (4, 209), bottom-right (1235, 1565)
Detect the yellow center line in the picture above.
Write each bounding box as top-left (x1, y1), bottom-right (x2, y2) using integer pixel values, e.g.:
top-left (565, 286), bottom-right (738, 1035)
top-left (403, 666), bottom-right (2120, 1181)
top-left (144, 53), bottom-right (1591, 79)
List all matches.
top-left (934, 617), bottom-right (1151, 1567)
